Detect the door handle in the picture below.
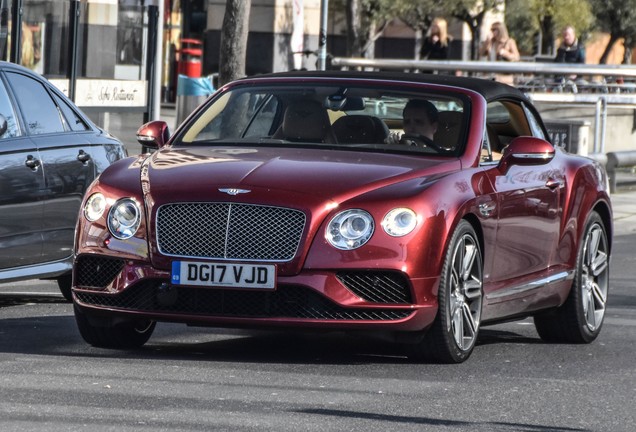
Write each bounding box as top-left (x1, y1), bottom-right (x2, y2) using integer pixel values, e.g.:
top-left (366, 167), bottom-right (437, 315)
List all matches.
top-left (77, 150), bottom-right (91, 163)
top-left (545, 178), bottom-right (562, 189)
top-left (25, 155), bottom-right (41, 170)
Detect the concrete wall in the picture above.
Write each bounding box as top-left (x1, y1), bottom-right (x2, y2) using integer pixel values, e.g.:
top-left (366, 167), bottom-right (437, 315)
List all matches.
top-left (538, 104), bottom-right (636, 154)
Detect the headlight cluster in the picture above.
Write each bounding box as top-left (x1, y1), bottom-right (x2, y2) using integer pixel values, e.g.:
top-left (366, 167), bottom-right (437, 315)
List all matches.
top-left (382, 208), bottom-right (418, 237)
top-left (326, 210), bottom-right (375, 250)
top-left (83, 194), bottom-right (142, 240)
top-left (326, 207), bottom-right (418, 250)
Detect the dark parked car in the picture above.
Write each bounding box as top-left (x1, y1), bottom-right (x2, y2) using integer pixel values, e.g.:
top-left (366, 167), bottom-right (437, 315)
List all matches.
top-left (72, 71), bottom-right (611, 363)
top-left (0, 62), bottom-right (126, 300)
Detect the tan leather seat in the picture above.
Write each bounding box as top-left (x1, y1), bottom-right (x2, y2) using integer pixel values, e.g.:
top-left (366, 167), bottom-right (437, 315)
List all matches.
top-left (275, 100), bottom-right (336, 143)
top-left (434, 111), bottom-right (464, 150)
top-left (332, 115), bottom-right (390, 144)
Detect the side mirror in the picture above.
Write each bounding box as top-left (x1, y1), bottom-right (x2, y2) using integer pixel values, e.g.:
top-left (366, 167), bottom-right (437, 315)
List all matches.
top-left (0, 114), bottom-right (7, 137)
top-left (500, 136), bottom-right (555, 168)
top-left (136, 120), bottom-right (170, 149)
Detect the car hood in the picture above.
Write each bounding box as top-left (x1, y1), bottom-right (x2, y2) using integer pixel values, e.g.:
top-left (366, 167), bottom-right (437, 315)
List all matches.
top-left (142, 146), bottom-right (461, 206)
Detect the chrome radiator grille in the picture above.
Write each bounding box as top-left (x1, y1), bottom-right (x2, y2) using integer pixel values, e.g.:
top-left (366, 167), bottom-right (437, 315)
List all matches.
top-left (156, 203), bottom-right (306, 261)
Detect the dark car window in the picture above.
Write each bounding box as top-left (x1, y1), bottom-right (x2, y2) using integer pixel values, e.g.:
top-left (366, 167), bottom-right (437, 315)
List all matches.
top-left (5, 72), bottom-right (65, 135)
top-left (52, 92), bottom-right (89, 132)
top-left (181, 84), bottom-right (468, 157)
top-left (0, 77), bottom-right (20, 138)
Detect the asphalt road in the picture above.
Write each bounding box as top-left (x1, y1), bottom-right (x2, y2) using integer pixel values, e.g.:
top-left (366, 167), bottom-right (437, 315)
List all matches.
top-left (1, 207), bottom-right (635, 431)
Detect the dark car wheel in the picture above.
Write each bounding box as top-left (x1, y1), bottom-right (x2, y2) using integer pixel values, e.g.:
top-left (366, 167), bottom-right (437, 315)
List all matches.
top-left (74, 304), bottom-right (156, 349)
top-left (408, 220), bottom-right (483, 363)
top-left (534, 211), bottom-right (609, 343)
top-left (57, 274), bottom-right (73, 302)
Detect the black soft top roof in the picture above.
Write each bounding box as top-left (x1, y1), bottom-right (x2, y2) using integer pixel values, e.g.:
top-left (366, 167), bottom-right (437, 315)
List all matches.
top-left (242, 69), bottom-right (530, 103)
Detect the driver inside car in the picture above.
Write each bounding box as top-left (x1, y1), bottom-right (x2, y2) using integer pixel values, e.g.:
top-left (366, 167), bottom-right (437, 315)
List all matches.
top-left (386, 99), bottom-right (439, 147)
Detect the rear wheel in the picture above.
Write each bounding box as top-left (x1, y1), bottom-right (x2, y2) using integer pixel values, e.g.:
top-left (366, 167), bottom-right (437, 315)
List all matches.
top-left (74, 304), bottom-right (155, 349)
top-left (534, 211), bottom-right (609, 343)
top-left (408, 220), bottom-right (483, 363)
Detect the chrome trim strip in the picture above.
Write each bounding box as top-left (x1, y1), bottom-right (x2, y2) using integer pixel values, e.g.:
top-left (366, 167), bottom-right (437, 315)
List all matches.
top-left (514, 153), bottom-right (553, 160)
top-left (485, 270), bottom-right (574, 300)
top-left (0, 258), bottom-right (73, 283)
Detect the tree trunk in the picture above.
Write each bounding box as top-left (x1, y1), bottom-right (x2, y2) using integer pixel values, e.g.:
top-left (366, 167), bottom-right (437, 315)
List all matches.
top-left (346, 0), bottom-right (363, 57)
top-left (414, 28), bottom-right (423, 60)
top-left (218, 0), bottom-right (251, 87)
top-left (623, 41), bottom-right (633, 65)
top-left (599, 34), bottom-right (619, 64)
top-left (539, 15), bottom-right (555, 56)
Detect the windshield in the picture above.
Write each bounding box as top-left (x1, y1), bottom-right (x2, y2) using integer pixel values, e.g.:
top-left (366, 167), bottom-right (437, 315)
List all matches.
top-left (177, 82), bottom-right (469, 156)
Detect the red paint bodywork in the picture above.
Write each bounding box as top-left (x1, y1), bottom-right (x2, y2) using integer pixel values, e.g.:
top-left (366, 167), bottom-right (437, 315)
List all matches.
top-left (73, 74), bottom-right (612, 336)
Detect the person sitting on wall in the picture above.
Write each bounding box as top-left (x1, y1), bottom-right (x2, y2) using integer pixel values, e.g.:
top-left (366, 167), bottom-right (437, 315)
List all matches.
top-left (554, 25), bottom-right (586, 86)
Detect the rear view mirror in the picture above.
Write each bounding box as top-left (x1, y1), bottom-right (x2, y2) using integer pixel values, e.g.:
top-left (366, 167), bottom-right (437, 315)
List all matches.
top-left (500, 136), bottom-right (555, 169)
top-left (136, 121), bottom-right (170, 149)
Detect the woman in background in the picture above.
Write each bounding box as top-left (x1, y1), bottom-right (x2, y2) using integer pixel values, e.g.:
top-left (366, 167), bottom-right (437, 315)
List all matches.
top-left (420, 18), bottom-right (450, 60)
top-left (480, 21), bottom-right (520, 85)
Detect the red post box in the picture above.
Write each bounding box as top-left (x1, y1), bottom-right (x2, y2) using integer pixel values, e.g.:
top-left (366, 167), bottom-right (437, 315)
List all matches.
top-left (177, 38), bottom-right (203, 78)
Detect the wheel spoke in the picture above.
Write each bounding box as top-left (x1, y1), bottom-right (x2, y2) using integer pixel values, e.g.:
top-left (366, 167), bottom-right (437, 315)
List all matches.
top-left (586, 228), bottom-right (601, 266)
top-left (592, 281), bottom-right (607, 306)
top-left (591, 251), bottom-right (608, 278)
top-left (462, 303), bottom-right (477, 339)
top-left (461, 242), bottom-right (477, 282)
top-left (452, 306), bottom-right (464, 347)
top-left (454, 239), bottom-right (465, 283)
top-left (463, 278), bottom-right (482, 300)
top-left (585, 289), bottom-right (596, 328)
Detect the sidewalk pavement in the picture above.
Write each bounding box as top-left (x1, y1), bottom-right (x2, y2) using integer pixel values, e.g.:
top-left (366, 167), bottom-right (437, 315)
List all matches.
top-left (611, 190), bottom-right (636, 237)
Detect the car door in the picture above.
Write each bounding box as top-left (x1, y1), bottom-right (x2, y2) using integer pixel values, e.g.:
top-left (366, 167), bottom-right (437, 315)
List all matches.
top-left (0, 74), bottom-right (44, 269)
top-left (481, 100), bottom-right (563, 292)
top-left (4, 70), bottom-right (96, 263)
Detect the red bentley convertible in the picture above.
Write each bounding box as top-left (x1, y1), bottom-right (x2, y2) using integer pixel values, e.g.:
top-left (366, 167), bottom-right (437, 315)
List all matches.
top-left (72, 71), bottom-right (612, 363)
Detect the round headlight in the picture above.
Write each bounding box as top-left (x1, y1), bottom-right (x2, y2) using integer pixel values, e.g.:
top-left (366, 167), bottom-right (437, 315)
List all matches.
top-left (382, 208), bottom-right (417, 237)
top-left (107, 198), bottom-right (141, 240)
top-left (326, 209), bottom-right (374, 250)
top-left (84, 193), bottom-right (106, 222)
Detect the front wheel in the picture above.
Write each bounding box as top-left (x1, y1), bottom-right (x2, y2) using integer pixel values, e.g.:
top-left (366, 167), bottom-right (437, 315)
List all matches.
top-left (74, 304), bottom-right (156, 349)
top-left (57, 274), bottom-right (73, 302)
top-left (534, 211), bottom-right (610, 343)
top-left (408, 220), bottom-right (483, 363)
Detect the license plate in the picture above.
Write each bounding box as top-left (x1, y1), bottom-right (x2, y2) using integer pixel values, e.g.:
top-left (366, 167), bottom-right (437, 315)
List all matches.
top-left (171, 261), bottom-right (276, 289)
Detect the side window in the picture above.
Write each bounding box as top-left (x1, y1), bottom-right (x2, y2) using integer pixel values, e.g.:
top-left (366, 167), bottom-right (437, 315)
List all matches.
top-left (5, 72), bottom-right (65, 135)
top-left (523, 103), bottom-right (546, 140)
top-left (0, 78), bottom-right (20, 138)
top-left (52, 93), bottom-right (89, 132)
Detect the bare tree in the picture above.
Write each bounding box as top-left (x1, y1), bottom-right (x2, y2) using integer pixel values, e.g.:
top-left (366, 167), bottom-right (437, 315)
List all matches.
top-left (218, 0), bottom-right (251, 86)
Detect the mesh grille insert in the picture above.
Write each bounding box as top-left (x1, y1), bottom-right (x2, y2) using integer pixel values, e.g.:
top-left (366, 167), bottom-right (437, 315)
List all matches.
top-left (75, 256), bottom-right (125, 289)
top-left (157, 203), bottom-right (306, 261)
top-left (75, 281), bottom-right (412, 321)
top-left (337, 271), bottom-right (412, 304)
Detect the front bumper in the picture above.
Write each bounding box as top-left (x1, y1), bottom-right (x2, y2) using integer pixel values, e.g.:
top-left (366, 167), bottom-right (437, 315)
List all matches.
top-left (72, 255), bottom-right (439, 332)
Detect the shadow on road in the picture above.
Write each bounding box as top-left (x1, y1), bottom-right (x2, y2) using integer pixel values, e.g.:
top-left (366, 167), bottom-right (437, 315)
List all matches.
top-left (0, 298), bottom-right (541, 365)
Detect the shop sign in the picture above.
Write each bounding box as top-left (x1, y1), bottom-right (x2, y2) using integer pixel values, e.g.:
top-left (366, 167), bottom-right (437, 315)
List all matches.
top-left (48, 79), bottom-right (147, 108)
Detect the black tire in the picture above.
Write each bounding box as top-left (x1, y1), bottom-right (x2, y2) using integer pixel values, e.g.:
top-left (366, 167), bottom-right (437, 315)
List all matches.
top-left (74, 304), bottom-right (155, 349)
top-left (408, 220), bottom-right (483, 363)
top-left (534, 211), bottom-right (609, 343)
top-left (57, 274), bottom-right (73, 302)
